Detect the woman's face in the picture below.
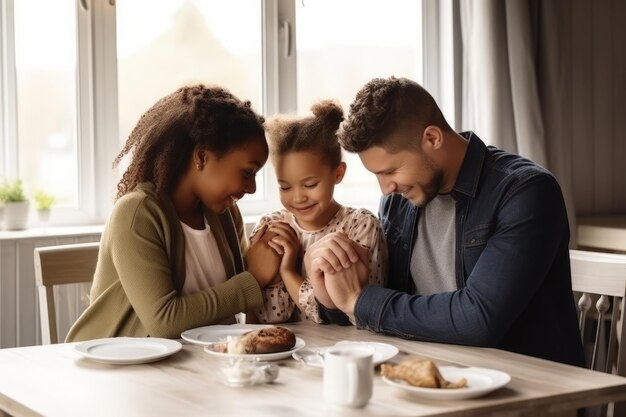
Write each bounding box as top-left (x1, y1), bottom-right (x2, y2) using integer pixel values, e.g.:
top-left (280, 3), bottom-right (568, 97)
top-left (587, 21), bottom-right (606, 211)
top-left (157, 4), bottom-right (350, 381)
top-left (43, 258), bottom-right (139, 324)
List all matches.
top-left (194, 137), bottom-right (268, 214)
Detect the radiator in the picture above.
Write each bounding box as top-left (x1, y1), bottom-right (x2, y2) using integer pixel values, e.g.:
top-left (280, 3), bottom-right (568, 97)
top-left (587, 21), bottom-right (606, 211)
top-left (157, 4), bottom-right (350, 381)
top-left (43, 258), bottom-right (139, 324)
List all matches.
top-left (0, 227), bottom-right (102, 348)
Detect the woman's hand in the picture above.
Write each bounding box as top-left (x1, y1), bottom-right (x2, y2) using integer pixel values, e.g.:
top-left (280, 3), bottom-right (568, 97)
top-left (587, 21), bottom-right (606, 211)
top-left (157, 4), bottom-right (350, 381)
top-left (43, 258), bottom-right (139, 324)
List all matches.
top-left (246, 224), bottom-right (281, 288)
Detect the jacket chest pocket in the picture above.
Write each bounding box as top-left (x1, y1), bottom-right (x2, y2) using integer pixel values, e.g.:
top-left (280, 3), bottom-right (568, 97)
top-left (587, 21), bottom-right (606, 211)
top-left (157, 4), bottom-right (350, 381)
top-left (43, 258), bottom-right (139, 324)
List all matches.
top-left (462, 224), bottom-right (493, 272)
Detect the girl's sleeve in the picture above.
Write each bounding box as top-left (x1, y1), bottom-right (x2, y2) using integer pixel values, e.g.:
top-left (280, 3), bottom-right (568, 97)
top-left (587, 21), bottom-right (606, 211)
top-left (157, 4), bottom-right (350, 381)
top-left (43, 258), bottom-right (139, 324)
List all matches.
top-left (256, 281), bottom-right (296, 324)
top-left (298, 280), bottom-right (323, 323)
top-left (347, 211), bottom-right (388, 287)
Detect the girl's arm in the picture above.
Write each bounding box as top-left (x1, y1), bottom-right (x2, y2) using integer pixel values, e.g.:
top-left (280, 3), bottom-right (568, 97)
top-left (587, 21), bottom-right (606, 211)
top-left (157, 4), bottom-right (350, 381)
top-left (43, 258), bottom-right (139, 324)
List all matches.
top-left (266, 221), bottom-right (304, 309)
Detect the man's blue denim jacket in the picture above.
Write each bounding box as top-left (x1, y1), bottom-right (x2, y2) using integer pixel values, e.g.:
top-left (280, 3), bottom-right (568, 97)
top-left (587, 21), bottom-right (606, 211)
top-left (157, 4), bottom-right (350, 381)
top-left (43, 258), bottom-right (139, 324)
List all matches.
top-left (354, 132), bottom-right (584, 367)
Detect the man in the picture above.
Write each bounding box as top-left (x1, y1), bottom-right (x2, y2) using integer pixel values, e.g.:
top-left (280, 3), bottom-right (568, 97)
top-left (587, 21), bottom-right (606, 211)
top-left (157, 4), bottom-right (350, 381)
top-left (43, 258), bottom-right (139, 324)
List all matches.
top-left (306, 77), bottom-right (584, 367)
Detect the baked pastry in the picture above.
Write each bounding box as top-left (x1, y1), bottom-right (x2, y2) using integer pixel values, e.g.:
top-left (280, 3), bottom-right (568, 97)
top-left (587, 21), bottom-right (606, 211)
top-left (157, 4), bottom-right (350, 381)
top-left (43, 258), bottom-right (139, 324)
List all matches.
top-left (380, 358), bottom-right (467, 389)
top-left (213, 326), bottom-right (296, 354)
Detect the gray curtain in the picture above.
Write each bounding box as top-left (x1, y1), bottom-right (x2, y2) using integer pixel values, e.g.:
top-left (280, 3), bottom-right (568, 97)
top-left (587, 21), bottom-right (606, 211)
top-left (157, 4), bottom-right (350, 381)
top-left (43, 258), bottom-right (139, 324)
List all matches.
top-left (458, 0), bottom-right (578, 246)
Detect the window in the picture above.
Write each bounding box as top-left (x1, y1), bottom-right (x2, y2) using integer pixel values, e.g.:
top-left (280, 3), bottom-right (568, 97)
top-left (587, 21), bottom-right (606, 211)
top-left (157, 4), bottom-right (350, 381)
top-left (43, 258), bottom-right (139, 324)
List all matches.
top-left (295, 0), bottom-right (423, 213)
top-left (0, 0), bottom-right (453, 228)
top-left (115, 0), bottom-right (266, 203)
top-left (14, 1), bottom-right (79, 207)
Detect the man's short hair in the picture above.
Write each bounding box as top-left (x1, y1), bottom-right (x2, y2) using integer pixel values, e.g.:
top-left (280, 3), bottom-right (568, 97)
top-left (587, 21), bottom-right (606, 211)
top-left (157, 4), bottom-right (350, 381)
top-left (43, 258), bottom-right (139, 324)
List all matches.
top-left (338, 77), bottom-right (451, 153)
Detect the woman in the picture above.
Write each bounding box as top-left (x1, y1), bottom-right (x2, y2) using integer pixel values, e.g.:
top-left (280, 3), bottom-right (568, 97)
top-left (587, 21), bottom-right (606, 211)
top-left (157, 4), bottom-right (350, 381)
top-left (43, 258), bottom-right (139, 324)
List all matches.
top-left (66, 85), bottom-right (279, 342)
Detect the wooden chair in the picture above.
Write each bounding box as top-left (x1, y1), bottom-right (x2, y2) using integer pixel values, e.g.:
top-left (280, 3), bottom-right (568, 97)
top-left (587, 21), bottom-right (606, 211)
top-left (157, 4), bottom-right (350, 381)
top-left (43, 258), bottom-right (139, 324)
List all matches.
top-left (34, 242), bottom-right (99, 344)
top-left (570, 249), bottom-right (626, 417)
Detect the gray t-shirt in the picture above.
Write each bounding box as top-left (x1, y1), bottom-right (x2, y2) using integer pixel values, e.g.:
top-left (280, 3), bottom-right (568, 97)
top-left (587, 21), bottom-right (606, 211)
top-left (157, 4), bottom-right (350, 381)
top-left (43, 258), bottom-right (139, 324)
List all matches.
top-left (410, 194), bottom-right (457, 295)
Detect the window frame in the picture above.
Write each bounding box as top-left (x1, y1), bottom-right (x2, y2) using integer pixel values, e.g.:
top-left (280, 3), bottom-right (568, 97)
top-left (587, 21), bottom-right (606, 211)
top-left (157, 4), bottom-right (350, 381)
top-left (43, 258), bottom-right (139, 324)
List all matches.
top-left (0, 0), bottom-right (454, 227)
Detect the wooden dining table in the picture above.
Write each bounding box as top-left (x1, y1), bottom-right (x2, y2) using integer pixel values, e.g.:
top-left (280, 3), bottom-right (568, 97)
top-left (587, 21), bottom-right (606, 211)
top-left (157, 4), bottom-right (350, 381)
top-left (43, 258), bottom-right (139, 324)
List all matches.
top-left (1, 321), bottom-right (626, 417)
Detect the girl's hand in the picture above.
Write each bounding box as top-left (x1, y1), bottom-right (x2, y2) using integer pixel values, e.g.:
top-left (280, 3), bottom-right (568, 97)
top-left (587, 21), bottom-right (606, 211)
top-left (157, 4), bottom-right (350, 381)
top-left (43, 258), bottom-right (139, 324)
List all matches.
top-left (267, 221), bottom-right (301, 275)
top-left (246, 224), bottom-right (281, 288)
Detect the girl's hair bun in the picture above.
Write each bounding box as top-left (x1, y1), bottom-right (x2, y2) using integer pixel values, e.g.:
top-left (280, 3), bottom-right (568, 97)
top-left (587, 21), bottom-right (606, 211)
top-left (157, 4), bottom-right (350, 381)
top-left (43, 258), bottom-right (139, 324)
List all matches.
top-left (310, 100), bottom-right (343, 128)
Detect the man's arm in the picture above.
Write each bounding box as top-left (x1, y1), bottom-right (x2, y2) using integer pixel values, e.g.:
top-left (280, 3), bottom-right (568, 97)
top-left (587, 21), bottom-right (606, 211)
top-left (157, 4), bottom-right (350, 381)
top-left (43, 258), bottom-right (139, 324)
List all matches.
top-left (355, 174), bottom-right (569, 346)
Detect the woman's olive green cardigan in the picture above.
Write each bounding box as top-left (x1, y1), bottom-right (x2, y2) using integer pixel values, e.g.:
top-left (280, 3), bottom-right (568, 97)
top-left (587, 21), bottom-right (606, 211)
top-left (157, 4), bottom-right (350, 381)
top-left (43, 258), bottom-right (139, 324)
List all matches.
top-left (66, 183), bottom-right (263, 342)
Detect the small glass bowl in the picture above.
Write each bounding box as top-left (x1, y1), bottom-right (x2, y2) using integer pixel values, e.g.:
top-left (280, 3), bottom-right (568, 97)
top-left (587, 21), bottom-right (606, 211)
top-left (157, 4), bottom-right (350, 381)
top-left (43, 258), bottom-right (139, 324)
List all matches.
top-left (218, 358), bottom-right (279, 387)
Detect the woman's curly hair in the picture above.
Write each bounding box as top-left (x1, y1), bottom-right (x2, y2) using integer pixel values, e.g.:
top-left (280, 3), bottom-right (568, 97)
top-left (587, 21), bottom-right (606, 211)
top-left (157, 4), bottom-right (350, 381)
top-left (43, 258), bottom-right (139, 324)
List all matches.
top-left (113, 84), bottom-right (266, 200)
top-left (338, 77), bottom-right (451, 153)
top-left (265, 99), bottom-right (344, 168)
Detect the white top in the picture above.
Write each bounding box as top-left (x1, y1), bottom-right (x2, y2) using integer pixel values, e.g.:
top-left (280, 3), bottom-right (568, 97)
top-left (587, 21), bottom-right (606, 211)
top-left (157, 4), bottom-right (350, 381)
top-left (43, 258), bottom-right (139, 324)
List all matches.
top-left (410, 194), bottom-right (457, 295)
top-left (180, 219), bottom-right (227, 295)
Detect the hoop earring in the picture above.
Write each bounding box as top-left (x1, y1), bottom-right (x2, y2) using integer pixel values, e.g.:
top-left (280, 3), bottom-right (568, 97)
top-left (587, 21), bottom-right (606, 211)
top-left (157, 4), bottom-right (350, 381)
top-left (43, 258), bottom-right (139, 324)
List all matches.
top-left (196, 162), bottom-right (202, 171)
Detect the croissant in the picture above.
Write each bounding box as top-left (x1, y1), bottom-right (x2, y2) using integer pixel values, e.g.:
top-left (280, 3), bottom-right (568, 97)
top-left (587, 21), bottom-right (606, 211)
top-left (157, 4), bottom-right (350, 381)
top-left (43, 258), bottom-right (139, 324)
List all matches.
top-left (381, 358), bottom-right (467, 389)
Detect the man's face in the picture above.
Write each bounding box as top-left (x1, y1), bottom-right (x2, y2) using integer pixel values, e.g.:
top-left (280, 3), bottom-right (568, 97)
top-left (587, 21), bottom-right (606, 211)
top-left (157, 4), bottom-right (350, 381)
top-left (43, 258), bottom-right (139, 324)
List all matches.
top-left (359, 143), bottom-right (444, 207)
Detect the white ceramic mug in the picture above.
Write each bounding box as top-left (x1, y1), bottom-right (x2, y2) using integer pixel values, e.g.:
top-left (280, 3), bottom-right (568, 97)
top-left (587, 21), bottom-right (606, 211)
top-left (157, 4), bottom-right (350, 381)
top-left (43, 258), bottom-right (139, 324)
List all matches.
top-left (323, 346), bottom-right (373, 408)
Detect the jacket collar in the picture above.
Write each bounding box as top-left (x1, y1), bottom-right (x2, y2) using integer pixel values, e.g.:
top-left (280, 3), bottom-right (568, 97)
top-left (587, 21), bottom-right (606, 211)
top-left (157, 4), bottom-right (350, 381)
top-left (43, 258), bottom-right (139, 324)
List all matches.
top-left (451, 131), bottom-right (486, 199)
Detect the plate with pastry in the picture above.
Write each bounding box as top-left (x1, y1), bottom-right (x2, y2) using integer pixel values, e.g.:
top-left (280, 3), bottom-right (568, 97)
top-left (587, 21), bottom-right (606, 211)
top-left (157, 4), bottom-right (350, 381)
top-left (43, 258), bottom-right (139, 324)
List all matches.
top-left (381, 358), bottom-right (510, 400)
top-left (292, 341), bottom-right (399, 368)
top-left (181, 324), bottom-right (270, 346)
top-left (202, 326), bottom-right (305, 361)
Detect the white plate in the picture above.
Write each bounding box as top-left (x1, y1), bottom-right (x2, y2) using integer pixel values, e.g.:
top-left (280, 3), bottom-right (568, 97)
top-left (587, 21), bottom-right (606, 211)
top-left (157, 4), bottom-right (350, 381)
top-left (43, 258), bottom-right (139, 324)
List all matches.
top-left (204, 337), bottom-right (306, 361)
top-left (181, 324), bottom-right (269, 346)
top-left (74, 337), bottom-right (182, 365)
top-left (292, 341), bottom-right (399, 368)
top-left (383, 366), bottom-right (511, 400)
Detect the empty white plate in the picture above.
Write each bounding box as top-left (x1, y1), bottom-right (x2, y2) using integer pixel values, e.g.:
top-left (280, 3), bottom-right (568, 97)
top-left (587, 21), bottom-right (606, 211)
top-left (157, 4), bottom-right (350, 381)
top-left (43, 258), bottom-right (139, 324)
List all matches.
top-left (74, 337), bottom-right (182, 365)
top-left (293, 341), bottom-right (399, 368)
top-left (383, 366), bottom-right (511, 400)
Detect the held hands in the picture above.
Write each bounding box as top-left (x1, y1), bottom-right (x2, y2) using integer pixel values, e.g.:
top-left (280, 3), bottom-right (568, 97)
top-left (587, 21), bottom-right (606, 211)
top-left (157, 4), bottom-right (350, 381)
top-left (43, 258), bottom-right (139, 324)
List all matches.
top-left (266, 221), bottom-right (301, 277)
top-left (303, 232), bottom-right (370, 313)
top-left (246, 224), bottom-right (281, 288)
top-left (324, 258), bottom-right (368, 314)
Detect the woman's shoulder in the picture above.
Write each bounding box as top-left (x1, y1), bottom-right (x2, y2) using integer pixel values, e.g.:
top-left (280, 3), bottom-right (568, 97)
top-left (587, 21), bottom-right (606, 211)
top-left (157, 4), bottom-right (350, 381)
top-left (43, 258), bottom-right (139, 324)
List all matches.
top-left (110, 184), bottom-right (167, 226)
top-left (115, 185), bottom-right (159, 210)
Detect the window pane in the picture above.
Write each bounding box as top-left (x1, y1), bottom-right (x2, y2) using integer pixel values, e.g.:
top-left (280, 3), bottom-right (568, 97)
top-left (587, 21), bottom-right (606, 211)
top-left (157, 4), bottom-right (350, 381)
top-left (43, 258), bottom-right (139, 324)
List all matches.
top-left (116, 0), bottom-right (265, 200)
top-left (14, 0), bottom-right (78, 207)
top-left (295, 0), bottom-right (423, 213)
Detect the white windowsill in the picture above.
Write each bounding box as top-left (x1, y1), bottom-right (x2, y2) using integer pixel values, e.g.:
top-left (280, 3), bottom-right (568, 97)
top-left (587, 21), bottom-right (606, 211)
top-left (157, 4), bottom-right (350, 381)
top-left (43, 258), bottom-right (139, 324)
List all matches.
top-left (0, 225), bottom-right (105, 241)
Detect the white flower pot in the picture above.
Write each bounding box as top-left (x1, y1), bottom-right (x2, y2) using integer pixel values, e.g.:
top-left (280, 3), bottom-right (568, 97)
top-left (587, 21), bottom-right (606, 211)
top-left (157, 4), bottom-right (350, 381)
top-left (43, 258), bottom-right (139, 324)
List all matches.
top-left (3, 201), bottom-right (30, 230)
top-left (38, 209), bottom-right (51, 224)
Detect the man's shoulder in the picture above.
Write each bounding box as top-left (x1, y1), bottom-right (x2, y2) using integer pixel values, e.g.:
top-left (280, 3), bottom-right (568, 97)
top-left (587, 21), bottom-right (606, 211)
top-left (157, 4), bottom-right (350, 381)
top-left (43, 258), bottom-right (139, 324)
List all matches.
top-left (484, 147), bottom-right (555, 187)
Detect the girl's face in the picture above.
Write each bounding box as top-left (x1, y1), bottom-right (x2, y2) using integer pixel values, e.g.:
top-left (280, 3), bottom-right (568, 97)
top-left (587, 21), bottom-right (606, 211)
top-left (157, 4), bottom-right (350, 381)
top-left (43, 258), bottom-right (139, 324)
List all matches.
top-left (274, 151), bottom-right (345, 230)
top-left (194, 137), bottom-right (268, 214)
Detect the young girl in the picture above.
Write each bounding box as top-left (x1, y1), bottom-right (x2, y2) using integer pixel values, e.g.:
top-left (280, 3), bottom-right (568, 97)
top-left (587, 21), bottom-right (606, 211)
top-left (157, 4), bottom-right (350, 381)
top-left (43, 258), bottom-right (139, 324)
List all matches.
top-left (66, 84), bottom-right (280, 342)
top-left (250, 100), bottom-right (387, 324)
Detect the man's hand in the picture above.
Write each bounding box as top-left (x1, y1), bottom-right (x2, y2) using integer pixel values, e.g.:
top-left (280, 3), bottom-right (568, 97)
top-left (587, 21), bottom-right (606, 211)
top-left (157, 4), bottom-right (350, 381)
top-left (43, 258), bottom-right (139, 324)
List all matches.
top-left (303, 232), bottom-right (359, 277)
top-left (324, 258), bottom-right (369, 314)
top-left (303, 232), bottom-right (371, 313)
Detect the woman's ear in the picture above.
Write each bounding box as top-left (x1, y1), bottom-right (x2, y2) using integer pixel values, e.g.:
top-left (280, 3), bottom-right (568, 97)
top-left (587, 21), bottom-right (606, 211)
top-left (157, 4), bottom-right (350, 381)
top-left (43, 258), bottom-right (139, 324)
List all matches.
top-left (334, 162), bottom-right (347, 184)
top-left (192, 148), bottom-right (205, 170)
top-left (194, 147), bottom-right (218, 170)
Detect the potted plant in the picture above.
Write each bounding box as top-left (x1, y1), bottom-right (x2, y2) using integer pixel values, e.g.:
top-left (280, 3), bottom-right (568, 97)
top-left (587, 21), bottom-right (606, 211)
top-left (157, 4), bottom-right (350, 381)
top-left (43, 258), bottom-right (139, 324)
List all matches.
top-left (34, 190), bottom-right (55, 224)
top-left (0, 179), bottom-right (29, 230)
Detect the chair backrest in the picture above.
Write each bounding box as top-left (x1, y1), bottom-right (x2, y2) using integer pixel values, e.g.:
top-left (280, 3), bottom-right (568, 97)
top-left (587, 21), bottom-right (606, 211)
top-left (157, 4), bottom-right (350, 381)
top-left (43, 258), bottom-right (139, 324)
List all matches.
top-left (570, 249), bottom-right (626, 377)
top-left (34, 242), bottom-right (99, 344)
